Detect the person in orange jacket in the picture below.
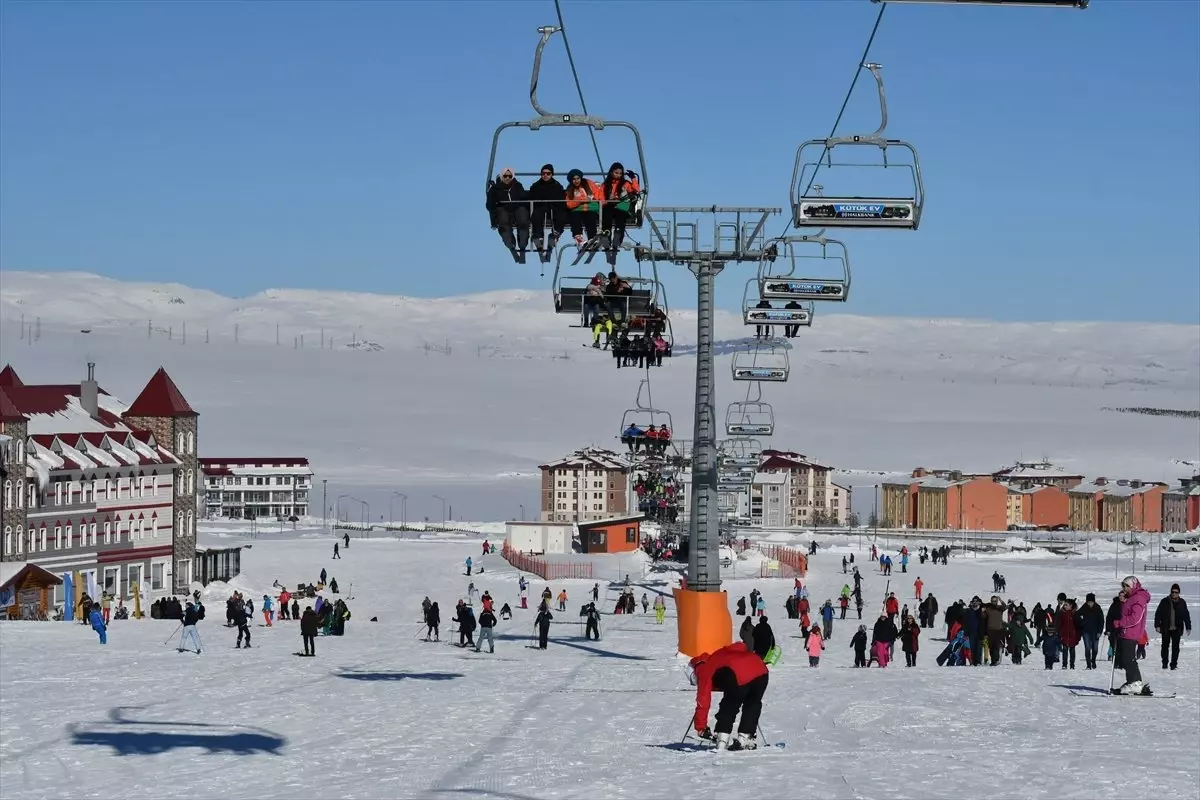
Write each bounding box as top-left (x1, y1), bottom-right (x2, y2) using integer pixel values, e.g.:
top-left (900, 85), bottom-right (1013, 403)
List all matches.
top-left (565, 169), bottom-right (603, 246)
top-left (914, 578), bottom-right (924, 601)
top-left (688, 642), bottom-right (769, 751)
top-left (597, 161), bottom-right (641, 265)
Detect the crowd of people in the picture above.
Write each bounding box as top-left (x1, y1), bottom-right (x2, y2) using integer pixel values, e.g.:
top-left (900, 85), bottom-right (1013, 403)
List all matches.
top-left (634, 471), bottom-right (682, 522)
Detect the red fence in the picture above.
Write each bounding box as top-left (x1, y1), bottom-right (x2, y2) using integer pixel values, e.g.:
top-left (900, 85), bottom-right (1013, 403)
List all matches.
top-left (502, 542), bottom-right (594, 580)
top-left (755, 544), bottom-right (808, 578)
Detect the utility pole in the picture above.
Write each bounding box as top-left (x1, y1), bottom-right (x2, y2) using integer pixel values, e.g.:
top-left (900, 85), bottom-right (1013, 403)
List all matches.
top-left (322, 480), bottom-right (328, 532)
top-left (638, 206), bottom-right (778, 657)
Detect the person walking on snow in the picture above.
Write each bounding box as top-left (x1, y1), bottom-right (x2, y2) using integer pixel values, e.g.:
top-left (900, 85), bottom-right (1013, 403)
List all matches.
top-left (821, 600), bottom-right (835, 640)
top-left (654, 593), bottom-right (666, 624)
top-left (557, 589), bottom-right (568, 612)
top-left (914, 577), bottom-right (924, 601)
top-left (300, 606), bottom-right (318, 656)
top-left (688, 642), bottom-right (769, 751)
top-left (467, 582), bottom-right (479, 607)
top-left (343, 532), bottom-right (350, 549)
top-left (333, 541), bottom-right (340, 559)
top-left (233, 598), bottom-right (251, 648)
top-left (584, 602), bottom-right (601, 641)
top-left (592, 583), bottom-right (600, 603)
top-left (465, 556), bottom-right (473, 576)
top-left (477, 606), bottom-right (497, 653)
top-left (89, 605), bottom-right (107, 644)
top-left (425, 601), bottom-right (441, 641)
top-left (1155, 583), bottom-right (1192, 671)
top-left (806, 625), bottom-right (824, 667)
top-left (1113, 576), bottom-right (1153, 695)
top-left (518, 575), bottom-right (528, 609)
top-left (261, 595), bottom-right (273, 627)
top-left (179, 600), bottom-right (203, 654)
top-left (641, 593), bottom-right (649, 614)
top-left (535, 606), bottom-right (553, 649)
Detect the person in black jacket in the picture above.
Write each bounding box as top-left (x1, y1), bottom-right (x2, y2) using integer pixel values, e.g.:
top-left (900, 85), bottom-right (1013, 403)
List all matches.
top-left (178, 600), bottom-right (203, 654)
top-left (526, 164), bottom-right (566, 262)
top-left (850, 625), bottom-right (868, 667)
top-left (583, 602), bottom-right (601, 641)
top-left (232, 600), bottom-right (251, 649)
top-left (300, 606), bottom-right (318, 656)
top-left (486, 167), bottom-right (531, 263)
top-left (477, 607), bottom-right (498, 653)
top-left (1076, 593), bottom-right (1106, 669)
top-left (1154, 583), bottom-right (1192, 670)
top-left (535, 607), bottom-right (553, 649)
top-left (425, 601), bottom-right (441, 642)
top-left (870, 614), bottom-right (897, 666)
top-left (1105, 595), bottom-right (1123, 664)
top-left (752, 616), bottom-right (776, 661)
top-left (453, 602), bottom-right (476, 648)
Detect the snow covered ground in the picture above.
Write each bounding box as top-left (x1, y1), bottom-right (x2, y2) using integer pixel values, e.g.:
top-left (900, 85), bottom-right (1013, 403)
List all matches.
top-left (3, 532), bottom-right (1197, 800)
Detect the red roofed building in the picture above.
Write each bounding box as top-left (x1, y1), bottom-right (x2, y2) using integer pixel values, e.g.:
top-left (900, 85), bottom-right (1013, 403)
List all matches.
top-left (0, 362), bottom-right (198, 601)
top-left (753, 449), bottom-right (848, 527)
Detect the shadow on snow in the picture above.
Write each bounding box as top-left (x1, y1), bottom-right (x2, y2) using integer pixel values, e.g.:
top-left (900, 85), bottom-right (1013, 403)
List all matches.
top-left (69, 707), bottom-right (285, 756)
top-left (336, 670), bottom-right (465, 682)
top-left (493, 633), bottom-right (651, 661)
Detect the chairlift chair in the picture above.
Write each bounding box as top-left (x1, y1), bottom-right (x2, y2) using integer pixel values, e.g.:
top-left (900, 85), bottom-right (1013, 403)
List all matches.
top-left (486, 27), bottom-right (649, 251)
top-left (758, 235), bottom-right (852, 303)
top-left (790, 63), bottom-right (925, 231)
top-left (725, 401), bottom-right (775, 437)
top-left (719, 438), bottom-right (763, 469)
top-left (731, 340), bottom-right (790, 382)
top-left (553, 250), bottom-right (665, 328)
top-left (742, 279), bottom-right (814, 328)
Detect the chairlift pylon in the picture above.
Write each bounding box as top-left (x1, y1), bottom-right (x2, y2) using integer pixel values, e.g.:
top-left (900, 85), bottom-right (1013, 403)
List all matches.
top-left (790, 63), bottom-right (925, 230)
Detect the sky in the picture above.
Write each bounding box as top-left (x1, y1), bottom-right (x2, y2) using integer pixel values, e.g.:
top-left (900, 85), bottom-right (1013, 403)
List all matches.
top-left (1, 0), bottom-right (1198, 325)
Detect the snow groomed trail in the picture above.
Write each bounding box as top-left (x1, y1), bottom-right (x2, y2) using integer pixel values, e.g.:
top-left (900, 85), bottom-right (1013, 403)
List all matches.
top-left (1, 533), bottom-right (1197, 800)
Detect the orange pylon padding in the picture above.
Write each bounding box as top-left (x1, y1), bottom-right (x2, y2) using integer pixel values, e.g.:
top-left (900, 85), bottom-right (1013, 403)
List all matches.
top-left (673, 587), bottom-right (733, 658)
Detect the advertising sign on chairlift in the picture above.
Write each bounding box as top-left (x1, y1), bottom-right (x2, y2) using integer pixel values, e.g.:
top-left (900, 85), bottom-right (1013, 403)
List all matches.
top-left (795, 198), bottom-right (915, 229)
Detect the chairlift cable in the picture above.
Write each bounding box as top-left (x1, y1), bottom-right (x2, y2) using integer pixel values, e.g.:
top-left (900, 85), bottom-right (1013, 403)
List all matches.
top-left (553, 0), bottom-right (605, 174)
top-left (777, 2), bottom-right (888, 243)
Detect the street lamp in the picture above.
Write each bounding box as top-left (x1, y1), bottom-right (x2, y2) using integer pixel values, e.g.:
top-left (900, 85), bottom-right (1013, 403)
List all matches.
top-left (336, 493), bottom-right (350, 523)
top-left (432, 494), bottom-right (447, 526)
top-left (391, 492), bottom-right (407, 527)
top-left (519, 503), bottom-right (525, 521)
top-left (348, 496), bottom-right (369, 527)
top-left (322, 479), bottom-right (328, 531)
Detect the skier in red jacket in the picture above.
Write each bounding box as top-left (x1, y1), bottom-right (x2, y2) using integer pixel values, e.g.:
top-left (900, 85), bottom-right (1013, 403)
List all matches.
top-left (688, 642), bottom-right (769, 751)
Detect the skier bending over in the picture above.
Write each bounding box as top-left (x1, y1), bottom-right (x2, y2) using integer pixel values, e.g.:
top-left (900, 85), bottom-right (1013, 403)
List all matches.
top-left (688, 641), bottom-right (769, 751)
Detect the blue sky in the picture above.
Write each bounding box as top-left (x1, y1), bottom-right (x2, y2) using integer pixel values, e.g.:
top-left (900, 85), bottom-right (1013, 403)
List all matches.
top-left (2, 0), bottom-right (1197, 324)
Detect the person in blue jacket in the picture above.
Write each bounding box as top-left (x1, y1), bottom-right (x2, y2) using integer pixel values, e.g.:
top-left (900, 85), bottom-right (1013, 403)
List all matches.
top-left (465, 556), bottom-right (473, 576)
top-left (89, 606), bottom-right (107, 644)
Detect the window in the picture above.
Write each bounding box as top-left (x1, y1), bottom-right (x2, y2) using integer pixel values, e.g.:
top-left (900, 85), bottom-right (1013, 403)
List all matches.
top-left (188, 511), bottom-right (195, 536)
top-left (177, 432), bottom-right (185, 453)
top-left (151, 517), bottom-right (158, 538)
top-left (186, 469), bottom-right (194, 494)
top-left (185, 431), bottom-right (194, 454)
top-left (2, 526), bottom-right (10, 555)
top-left (66, 525), bottom-right (74, 548)
top-left (626, 527), bottom-right (637, 544)
top-left (55, 482), bottom-right (62, 506)
top-left (104, 522), bottom-right (112, 544)
top-left (38, 527), bottom-right (46, 551)
top-left (152, 563), bottom-right (164, 590)
top-left (55, 526), bottom-right (63, 550)
top-left (89, 523), bottom-right (97, 546)
top-left (27, 483), bottom-right (36, 508)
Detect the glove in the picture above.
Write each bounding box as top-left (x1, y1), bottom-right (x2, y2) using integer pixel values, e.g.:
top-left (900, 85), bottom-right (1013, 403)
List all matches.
top-left (696, 726), bottom-right (713, 740)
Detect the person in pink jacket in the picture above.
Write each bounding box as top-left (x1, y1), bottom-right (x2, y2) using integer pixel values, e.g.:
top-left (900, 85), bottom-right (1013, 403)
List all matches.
top-left (806, 625), bottom-right (825, 667)
top-left (1113, 576), bottom-right (1152, 695)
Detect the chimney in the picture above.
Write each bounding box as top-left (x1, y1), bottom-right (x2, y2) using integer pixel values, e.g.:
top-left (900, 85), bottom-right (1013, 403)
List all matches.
top-left (912, 467), bottom-right (927, 478)
top-left (80, 362), bottom-right (99, 418)
top-left (1130, 479), bottom-right (1143, 489)
top-left (950, 470), bottom-right (963, 482)
top-left (1116, 479), bottom-right (1130, 487)
top-left (1094, 477), bottom-right (1108, 486)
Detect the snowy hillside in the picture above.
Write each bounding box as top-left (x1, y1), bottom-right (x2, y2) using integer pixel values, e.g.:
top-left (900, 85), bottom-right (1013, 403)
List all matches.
top-left (1, 270), bottom-right (1197, 522)
top-left (1, 532), bottom-right (1197, 799)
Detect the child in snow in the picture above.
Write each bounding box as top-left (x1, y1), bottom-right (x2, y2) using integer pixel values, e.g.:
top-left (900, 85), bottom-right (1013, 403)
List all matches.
top-left (755, 596), bottom-right (766, 617)
top-left (654, 594), bottom-right (666, 624)
top-left (499, 602), bottom-right (512, 620)
top-left (89, 606), bottom-right (107, 644)
top-left (1041, 625), bottom-right (1061, 670)
top-left (851, 625), bottom-right (868, 667)
top-left (261, 595), bottom-right (273, 627)
top-left (807, 625), bottom-right (824, 666)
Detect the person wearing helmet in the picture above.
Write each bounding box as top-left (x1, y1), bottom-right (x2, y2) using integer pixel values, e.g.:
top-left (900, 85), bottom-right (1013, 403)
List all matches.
top-left (1113, 576), bottom-right (1152, 695)
top-left (688, 642), bottom-right (769, 751)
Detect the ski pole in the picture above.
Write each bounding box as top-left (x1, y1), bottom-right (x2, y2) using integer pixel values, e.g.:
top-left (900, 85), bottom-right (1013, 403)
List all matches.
top-left (1108, 638), bottom-right (1118, 692)
top-left (163, 624), bottom-right (182, 644)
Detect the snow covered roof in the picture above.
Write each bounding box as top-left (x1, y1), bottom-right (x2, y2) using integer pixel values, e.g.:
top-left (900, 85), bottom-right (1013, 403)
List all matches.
top-left (540, 447), bottom-right (631, 472)
top-left (24, 431), bottom-right (179, 487)
top-left (199, 458), bottom-right (313, 477)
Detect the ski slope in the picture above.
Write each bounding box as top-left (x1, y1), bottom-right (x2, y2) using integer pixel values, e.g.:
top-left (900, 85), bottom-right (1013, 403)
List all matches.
top-left (2, 530), bottom-right (1197, 800)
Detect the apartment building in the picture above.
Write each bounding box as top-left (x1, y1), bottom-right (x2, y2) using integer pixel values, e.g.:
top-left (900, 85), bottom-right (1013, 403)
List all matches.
top-left (1004, 483), bottom-right (1070, 529)
top-left (756, 450), bottom-right (841, 526)
top-left (0, 363), bottom-right (197, 595)
top-left (540, 447), bottom-right (632, 523)
top-left (881, 468), bottom-right (1007, 531)
top-left (1162, 475), bottom-right (1200, 532)
top-left (992, 460), bottom-right (1084, 489)
top-left (200, 458), bottom-right (313, 519)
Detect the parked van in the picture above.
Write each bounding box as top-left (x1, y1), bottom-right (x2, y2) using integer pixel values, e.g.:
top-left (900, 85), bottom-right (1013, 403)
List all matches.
top-left (1164, 535), bottom-right (1200, 552)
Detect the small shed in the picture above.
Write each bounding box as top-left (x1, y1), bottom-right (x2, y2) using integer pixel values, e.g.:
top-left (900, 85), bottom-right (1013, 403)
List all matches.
top-left (0, 563), bottom-right (63, 621)
top-left (505, 522), bottom-right (573, 555)
top-left (194, 544), bottom-right (243, 586)
top-left (578, 514), bottom-right (644, 554)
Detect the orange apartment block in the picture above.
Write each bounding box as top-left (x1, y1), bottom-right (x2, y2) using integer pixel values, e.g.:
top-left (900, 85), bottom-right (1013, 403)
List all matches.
top-left (1163, 476), bottom-right (1200, 532)
top-left (882, 468), bottom-right (1007, 530)
top-left (1005, 484), bottom-right (1071, 529)
top-left (1068, 477), bottom-right (1165, 532)
top-left (576, 514), bottom-right (642, 554)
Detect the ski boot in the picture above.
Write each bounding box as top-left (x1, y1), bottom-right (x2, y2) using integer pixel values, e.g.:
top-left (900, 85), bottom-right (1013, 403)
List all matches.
top-left (712, 732), bottom-right (731, 750)
top-left (1112, 680), bottom-right (1151, 695)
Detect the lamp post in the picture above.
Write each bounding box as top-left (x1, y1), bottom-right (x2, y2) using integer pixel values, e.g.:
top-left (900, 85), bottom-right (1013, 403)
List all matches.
top-left (336, 493), bottom-right (350, 523)
top-left (432, 494), bottom-right (447, 526)
top-left (391, 492), bottom-right (407, 527)
top-left (322, 479), bottom-right (328, 532)
top-left (348, 497), bottom-right (368, 527)
top-left (519, 503), bottom-right (525, 521)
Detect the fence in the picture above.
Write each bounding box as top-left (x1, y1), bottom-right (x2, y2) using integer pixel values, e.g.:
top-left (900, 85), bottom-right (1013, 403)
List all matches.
top-left (502, 542), bottom-right (594, 580)
top-left (760, 561), bottom-right (799, 579)
top-left (754, 544), bottom-right (808, 577)
top-left (1143, 563), bottom-right (1200, 573)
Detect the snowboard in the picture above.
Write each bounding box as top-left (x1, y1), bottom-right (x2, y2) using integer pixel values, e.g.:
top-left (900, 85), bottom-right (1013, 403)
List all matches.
top-left (292, 652), bottom-right (315, 657)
